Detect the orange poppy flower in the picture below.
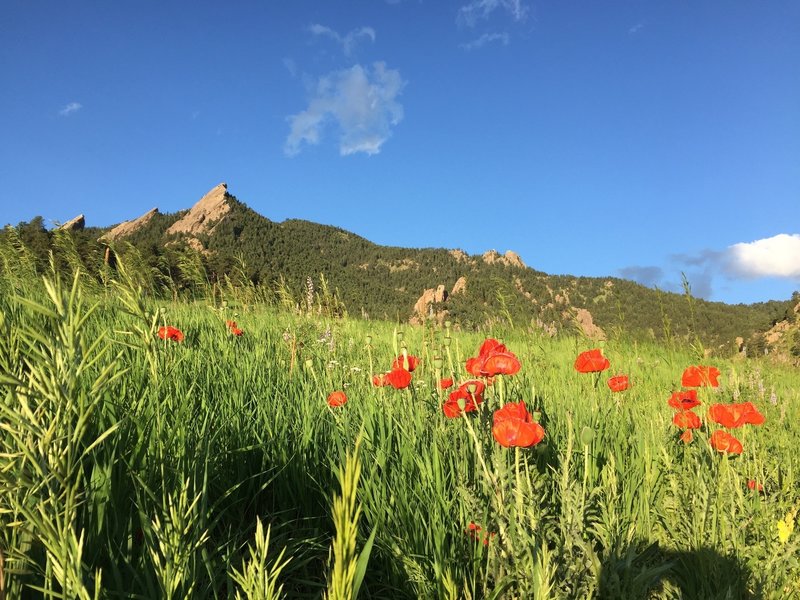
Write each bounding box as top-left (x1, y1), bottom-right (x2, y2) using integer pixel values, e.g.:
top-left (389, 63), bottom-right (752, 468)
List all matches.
top-left (574, 349), bottom-right (610, 373)
top-left (672, 410), bottom-right (701, 429)
top-left (442, 380), bottom-right (485, 417)
top-left (709, 430), bottom-right (743, 454)
top-left (391, 354), bottom-right (420, 372)
top-left (708, 402), bottom-right (765, 428)
top-left (158, 326), bottom-right (184, 343)
top-left (747, 479), bottom-right (764, 492)
top-left (607, 375), bottom-right (629, 392)
top-left (681, 365), bottom-right (721, 388)
top-left (667, 390), bottom-right (700, 411)
top-left (226, 320), bottom-right (244, 336)
top-left (680, 430), bottom-right (693, 444)
top-left (384, 368), bottom-right (412, 389)
top-left (465, 338), bottom-right (521, 377)
top-left (327, 391), bottom-right (347, 408)
top-left (492, 401), bottom-right (545, 448)
top-left (439, 377), bottom-right (454, 390)
top-left (372, 374), bottom-right (387, 387)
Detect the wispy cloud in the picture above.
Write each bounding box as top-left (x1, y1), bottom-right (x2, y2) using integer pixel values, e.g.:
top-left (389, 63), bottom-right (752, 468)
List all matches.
top-left (628, 22), bottom-right (645, 35)
top-left (309, 24), bottom-right (376, 56)
top-left (618, 266), bottom-right (664, 288)
top-left (460, 32), bottom-right (509, 50)
top-left (457, 0), bottom-right (528, 27)
top-left (284, 62), bottom-right (405, 157)
top-left (726, 234), bottom-right (800, 279)
top-left (58, 102), bottom-right (82, 117)
top-left (283, 57), bottom-right (298, 78)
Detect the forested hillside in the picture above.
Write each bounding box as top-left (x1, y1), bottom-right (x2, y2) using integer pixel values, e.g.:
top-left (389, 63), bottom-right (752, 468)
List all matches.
top-left (2, 186), bottom-right (795, 355)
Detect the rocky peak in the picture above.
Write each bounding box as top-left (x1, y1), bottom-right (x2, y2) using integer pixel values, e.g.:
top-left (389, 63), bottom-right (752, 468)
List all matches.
top-left (166, 183), bottom-right (231, 237)
top-left (58, 214), bottom-right (85, 231)
top-left (101, 207), bottom-right (159, 242)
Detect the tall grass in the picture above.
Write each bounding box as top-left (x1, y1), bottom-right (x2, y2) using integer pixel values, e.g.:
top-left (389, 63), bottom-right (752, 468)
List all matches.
top-left (0, 256), bottom-right (798, 598)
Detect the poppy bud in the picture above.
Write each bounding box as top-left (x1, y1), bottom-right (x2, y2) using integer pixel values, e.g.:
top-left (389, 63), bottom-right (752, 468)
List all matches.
top-left (532, 410), bottom-right (542, 422)
top-left (445, 321), bottom-right (451, 329)
top-left (457, 397), bottom-right (467, 411)
top-left (443, 337), bottom-right (452, 347)
top-left (433, 357), bottom-right (443, 369)
top-left (365, 335), bottom-right (372, 346)
top-left (467, 383), bottom-right (477, 395)
top-left (304, 358), bottom-right (313, 369)
top-left (396, 332), bottom-right (404, 342)
top-left (580, 426), bottom-right (595, 446)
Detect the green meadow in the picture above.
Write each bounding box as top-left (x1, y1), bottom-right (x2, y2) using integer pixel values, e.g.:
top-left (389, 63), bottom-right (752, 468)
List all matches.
top-left (1, 263), bottom-right (798, 599)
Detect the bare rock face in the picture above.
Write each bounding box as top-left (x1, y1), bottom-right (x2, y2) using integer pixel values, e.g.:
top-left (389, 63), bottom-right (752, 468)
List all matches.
top-left (434, 284), bottom-right (448, 303)
top-left (450, 249), bottom-right (469, 262)
top-left (481, 249), bottom-right (526, 268)
top-left (58, 214), bottom-right (85, 231)
top-left (504, 250), bottom-right (525, 268)
top-left (413, 288), bottom-right (437, 318)
top-left (574, 308), bottom-right (605, 340)
top-left (451, 276), bottom-right (467, 296)
top-left (101, 207), bottom-right (159, 241)
top-left (166, 183), bottom-right (231, 236)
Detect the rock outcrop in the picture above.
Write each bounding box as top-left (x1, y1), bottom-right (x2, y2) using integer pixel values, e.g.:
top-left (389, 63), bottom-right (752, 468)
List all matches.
top-left (166, 183), bottom-right (231, 237)
top-left (410, 281), bottom-right (465, 325)
top-left (574, 308), bottom-right (605, 340)
top-left (101, 207), bottom-right (159, 241)
top-left (58, 214), bottom-right (85, 231)
top-left (451, 277), bottom-right (467, 296)
top-left (481, 249), bottom-right (526, 268)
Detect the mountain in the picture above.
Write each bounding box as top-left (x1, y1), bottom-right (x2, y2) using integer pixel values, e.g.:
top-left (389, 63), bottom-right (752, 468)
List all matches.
top-left (3, 183), bottom-right (796, 354)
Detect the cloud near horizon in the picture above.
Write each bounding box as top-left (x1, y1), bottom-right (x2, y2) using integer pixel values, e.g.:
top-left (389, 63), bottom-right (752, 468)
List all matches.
top-left (284, 62), bottom-right (405, 157)
top-left (58, 102), bottom-right (82, 116)
top-left (309, 24), bottom-right (376, 56)
top-left (619, 233), bottom-right (800, 300)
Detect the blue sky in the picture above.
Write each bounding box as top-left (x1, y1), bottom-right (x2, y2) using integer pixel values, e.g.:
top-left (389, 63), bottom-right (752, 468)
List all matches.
top-left (2, 1), bottom-right (798, 305)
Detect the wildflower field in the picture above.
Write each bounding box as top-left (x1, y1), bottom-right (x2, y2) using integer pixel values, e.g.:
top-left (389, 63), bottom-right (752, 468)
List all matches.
top-left (1, 266), bottom-right (799, 599)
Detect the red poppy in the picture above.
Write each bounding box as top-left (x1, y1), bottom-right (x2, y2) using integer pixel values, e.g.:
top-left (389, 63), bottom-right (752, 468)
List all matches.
top-left (672, 410), bottom-right (701, 429)
top-left (226, 320), bottom-right (244, 336)
top-left (681, 365), bottom-right (721, 388)
top-left (709, 430), bottom-right (743, 454)
top-left (158, 326), bottom-right (184, 343)
top-left (680, 430), bottom-right (693, 444)
top-left (607, 375), bottom-right (629, 392)
top-left (574, 349), bottom-right (610, 373)
top-left (442, 380), bottom-right (485, 417)
top-left (384, 368), bottom-right (412, 389)
top-left (465, 522), bottom-right (495, 546)
top-left (439, 377), bottom-right (454, 390)
top-left (708, 402), bottom-right (765, 428)
top-left (372, 374), bottom-right (387, 387)
top-left (747, 479), bottom-right (764, 492)
top-left (492, 401), bottom-right (545, 448)
top-left (465, 338), bottom-right (521, 377)
top-left (391, 354), bottom-right (420, 372)
top-left (327, 390), bottom-right (347, 408)
top-left (667, 390), bottom-right (700, 411)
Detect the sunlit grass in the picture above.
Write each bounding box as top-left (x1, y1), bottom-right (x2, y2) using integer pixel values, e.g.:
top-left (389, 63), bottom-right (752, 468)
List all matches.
top-left (0, 264), bottom-right (798, 599)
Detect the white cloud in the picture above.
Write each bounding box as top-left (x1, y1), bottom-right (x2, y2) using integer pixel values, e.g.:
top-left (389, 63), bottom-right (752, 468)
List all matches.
top-left (726, 234), bottom-right (800, 279)
top-left (460, 32), bottom-right (509, 50)
top-left (59, 102), bottom-right (82, 116)
top-left (284, 62), bottom-right (405, 157)
top-left (309, 24), bottom-right (376, 56)
top-left (628, 22), bottom-right (644, 34)
top-left (458, 0), bottom-right (528, 27)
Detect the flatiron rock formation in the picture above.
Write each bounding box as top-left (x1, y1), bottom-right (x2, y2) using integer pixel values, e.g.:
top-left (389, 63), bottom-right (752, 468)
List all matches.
top-left (166, 183), bottom-right (231, 236)
top-left (101, 207), bottom-right (159, 241)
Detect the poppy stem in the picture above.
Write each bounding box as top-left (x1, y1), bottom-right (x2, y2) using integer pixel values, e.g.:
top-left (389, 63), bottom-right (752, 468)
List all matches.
top-left (514, 446), bottom-right (523, 519)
